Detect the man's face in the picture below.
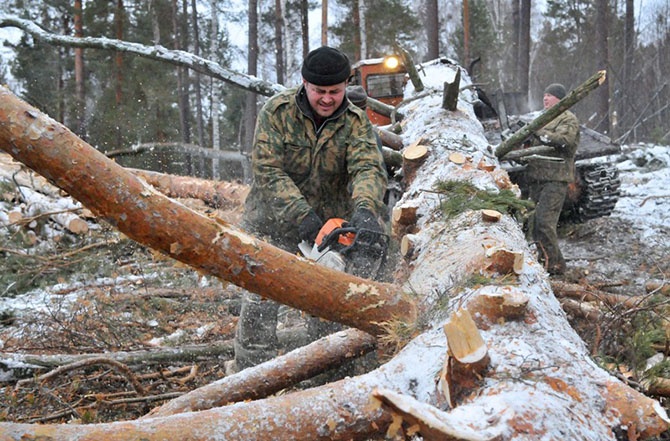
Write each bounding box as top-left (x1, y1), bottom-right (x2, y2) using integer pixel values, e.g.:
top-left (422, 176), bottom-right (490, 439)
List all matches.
top-left (543, 93), bottom-right (561, 110)
top-left (303, 81), bottom-right (347, 118)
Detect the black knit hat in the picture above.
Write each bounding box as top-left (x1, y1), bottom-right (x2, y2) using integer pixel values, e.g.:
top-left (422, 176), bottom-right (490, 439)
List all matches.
top-left (301, 46), bottom-right (351, 86)
top-left (544, 83), bottom-right (567, 100)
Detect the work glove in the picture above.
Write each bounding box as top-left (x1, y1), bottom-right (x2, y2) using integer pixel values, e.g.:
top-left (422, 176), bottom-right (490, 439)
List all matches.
top-left (349, 207), bottom-right (381, 233)
top-left (298, 210), bottom-right (323, 244)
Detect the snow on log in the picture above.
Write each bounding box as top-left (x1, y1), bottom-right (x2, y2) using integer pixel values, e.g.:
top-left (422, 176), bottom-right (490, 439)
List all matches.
top-left (0, 56), bottom-right (667, 440)
top-left (0, 85), bottom-right (417, 340)
top-left (384, 59), bottom-right (669, 439)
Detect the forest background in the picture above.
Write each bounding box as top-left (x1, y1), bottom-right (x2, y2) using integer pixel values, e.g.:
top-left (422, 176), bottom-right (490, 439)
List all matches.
top-left (0, 0), bottom-right (669, 181)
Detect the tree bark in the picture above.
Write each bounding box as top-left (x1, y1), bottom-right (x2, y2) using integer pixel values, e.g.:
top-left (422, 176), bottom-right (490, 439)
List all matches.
top-left (0, 85), bottom-right (417, 339)
top-left (495, 70), bottom-right (607, 158)
top-left (424, 0), bottom-right (439, 61)
top-left (0, 57), bottom-right (668, 440)
top-left (147, 328), bottom-right (376, 416)
top-left (73, 0), bottom-right (86, 137)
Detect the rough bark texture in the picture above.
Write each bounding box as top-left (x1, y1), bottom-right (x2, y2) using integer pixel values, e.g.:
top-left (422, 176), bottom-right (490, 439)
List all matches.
top-left (147, 328), bottom-right (377, 417)
top-left (0, 86), bottom-right (417, 339)
top-left (0, 59), bottom-right (668, 440)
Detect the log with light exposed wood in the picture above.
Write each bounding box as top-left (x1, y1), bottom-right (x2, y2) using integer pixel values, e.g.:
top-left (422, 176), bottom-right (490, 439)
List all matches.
top-left (551, 280), bottom-right (649, 309)
top-left (0, 52), bottom-right (668, 440)
top-left (376, 127), bottom-right (404, 150)
top-left (402, 139), bottom-right (429, 185)
top-left (0, 85), bottom-right (417, 340)
top-left (147, 328), bottom-right (376, 417)
top-left (495, 70), bottom-right (607, 159)
top-left (392, 203), bottom-right (419, 239)
top-left (129, 168), bottom-right (249, 209)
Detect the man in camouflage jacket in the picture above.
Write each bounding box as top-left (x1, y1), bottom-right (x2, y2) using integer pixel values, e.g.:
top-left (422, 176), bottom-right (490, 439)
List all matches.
top-left (234, 46), bottom-right (388, 370)
top-left (524, 83), bottom-right (580, 275)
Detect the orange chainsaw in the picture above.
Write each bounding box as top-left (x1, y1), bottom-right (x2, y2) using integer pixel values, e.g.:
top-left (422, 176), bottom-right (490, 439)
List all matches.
top-left (298, 218), bottom-right (389, 279)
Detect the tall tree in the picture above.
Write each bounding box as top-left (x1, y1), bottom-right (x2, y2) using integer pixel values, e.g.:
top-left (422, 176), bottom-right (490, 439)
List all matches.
top-left (322, 0), bottom-right (328, 45)
top-left (300, 0), bottom-right (309, 58)
top-left (274, 0), bottom-right (286, 84)
top-left (114, 0), bottom-right (125, 148)
top-left (594, 0), bottom-right (610, 134)
top-left (424, 0), bottom-right (439, 60)
top-left (242, 0), bottom-right (259, 182)
top-left (73, 0), bottom-right (85, 138)
top-left (518, 0), bottom-right (530, 103)
top-left (191, 0), bottom-right (205, 146)
top-left (172, 0), bottom-right (191, 145)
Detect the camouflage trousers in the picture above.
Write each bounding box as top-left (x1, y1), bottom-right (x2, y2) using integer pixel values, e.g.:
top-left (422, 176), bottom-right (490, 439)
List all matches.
top-left (234, 222), bottom-right (341, 370)
top-left (527, 180), bottom-right (568, 275)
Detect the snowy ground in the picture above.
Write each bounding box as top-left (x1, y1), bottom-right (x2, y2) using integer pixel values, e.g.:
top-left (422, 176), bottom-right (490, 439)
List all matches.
top-left (560, 144), bottom-right (670, 292)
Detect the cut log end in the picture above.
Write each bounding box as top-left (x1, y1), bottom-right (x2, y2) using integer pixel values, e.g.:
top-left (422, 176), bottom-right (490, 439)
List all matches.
top-left (400, 234), bottom-right (417, 259)
top-left (484, 247), bottom-right (524, 275)
top-left (467, 288), bottom-right (530, 327)
top-left (448, 152), bottom-right (467, 165)
top-left (481, 209), bottom-right (502, 223)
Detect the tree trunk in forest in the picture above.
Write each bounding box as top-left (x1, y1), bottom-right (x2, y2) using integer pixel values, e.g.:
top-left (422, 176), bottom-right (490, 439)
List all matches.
top-left (621, 0), bottom-right (635, 140)
top-left (73, 0), bottom-right (85, 138)
top-left (0, 58), bottom-right (668, 440)
top-left (462, 0), bottom-right (471, 73)
top-left (190, 0), bottom-right (205, 146)
top-left (242, 0), bottom-right (258, 182)
top-left (172, 0), bottom-right (191, 146)
top-left (114, 0), bottom-right (125, 148)
top-left (424, 0), bottom-right (439, 61)
top-left (208, 0), bottom-right (221, 178)
top-left (300, 0), bottom-right (309, 58)
top-left (518, 0), bottom-right (530, 108)
top-left (595, 0), bottom-right (610, 134)
top-left (274, 0), bottom-right (285, 85)
top-left (321, 0), bottom-right (328, 46)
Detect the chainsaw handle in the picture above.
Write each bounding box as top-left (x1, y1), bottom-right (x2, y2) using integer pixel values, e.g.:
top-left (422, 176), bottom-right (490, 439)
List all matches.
top-left (317, 227), bottom-right (358, 253)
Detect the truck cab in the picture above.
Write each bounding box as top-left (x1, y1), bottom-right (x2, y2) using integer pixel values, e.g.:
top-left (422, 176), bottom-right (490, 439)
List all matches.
top-left (350, 55), bottom-right (408, 126)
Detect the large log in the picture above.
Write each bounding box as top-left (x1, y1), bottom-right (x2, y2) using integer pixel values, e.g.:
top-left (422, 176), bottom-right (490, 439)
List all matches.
top-left (0, 85), bottom-right (417, 339)
top-left (0, 57), bottom-right (668, 441)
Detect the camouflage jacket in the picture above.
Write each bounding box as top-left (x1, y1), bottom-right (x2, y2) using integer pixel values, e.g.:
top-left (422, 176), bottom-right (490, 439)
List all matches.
top-left (244, 86), bottom-right (388, 247)
top-left (526, 110), bottom-right (580, 182)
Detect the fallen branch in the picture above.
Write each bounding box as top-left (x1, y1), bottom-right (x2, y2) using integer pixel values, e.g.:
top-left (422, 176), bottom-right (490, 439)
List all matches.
top-left (147, 328), bottom-right (377, 417)
top-left (16, 357), bottom-right (145, 395)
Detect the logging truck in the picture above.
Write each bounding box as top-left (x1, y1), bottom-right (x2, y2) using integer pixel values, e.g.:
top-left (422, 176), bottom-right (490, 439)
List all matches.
top-left (349, 54), bottom-right (408, 126)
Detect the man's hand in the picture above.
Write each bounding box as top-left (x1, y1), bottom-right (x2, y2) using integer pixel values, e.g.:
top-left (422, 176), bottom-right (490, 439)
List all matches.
top-left (350, 208), bottom-right (381, 232)
top-left (299, 211), bottom-right (323, 244)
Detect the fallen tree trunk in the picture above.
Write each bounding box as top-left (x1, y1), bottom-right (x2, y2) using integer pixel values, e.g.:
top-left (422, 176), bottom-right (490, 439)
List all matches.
top-left (147, 328), bottom-right (376, 417)
top-left (0, 85), bottom-right (417, 338)
top-left (129, 168), bottom-right (248, 209)
top-left (0, 58), bottom-right (668, 440)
